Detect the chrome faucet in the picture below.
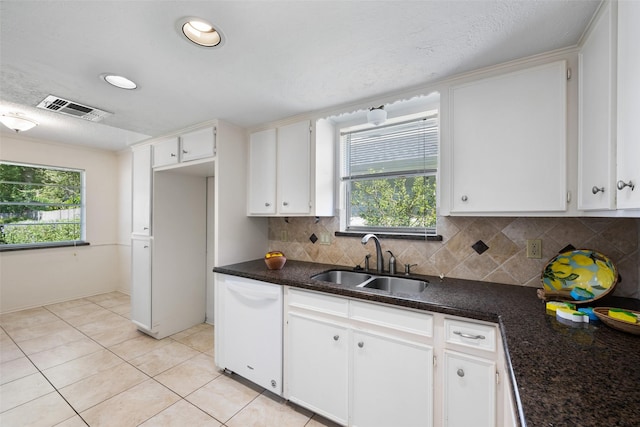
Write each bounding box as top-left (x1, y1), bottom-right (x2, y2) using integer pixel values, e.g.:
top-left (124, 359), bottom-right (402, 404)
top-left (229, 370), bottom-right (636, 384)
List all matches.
top-left (361, 233), bottom-right (384, 273)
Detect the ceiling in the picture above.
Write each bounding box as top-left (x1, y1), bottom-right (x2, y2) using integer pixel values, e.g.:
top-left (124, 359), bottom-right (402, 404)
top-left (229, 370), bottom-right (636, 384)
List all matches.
top-left (0, 0), bottom-right (601, 152)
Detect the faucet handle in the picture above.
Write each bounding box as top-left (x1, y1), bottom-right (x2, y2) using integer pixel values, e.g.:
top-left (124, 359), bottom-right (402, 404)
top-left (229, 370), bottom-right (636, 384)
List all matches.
top-left (404, 263), bottom-right (417, 275)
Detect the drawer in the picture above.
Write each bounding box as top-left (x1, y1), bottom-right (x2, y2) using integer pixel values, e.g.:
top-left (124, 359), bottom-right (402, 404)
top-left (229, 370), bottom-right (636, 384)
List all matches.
top-left (444, 318), bottom-right (497, 352)
top-left (287, 288), bottom-right (348, 317)
top-left (350, 300), bottom-right (433, 337)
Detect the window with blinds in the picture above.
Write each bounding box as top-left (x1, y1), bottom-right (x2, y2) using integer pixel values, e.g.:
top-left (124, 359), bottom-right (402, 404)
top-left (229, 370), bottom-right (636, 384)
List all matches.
top-left (341, 114), bottom-right (438, 234)
top-left (0, 161), bottom-right (85, 247)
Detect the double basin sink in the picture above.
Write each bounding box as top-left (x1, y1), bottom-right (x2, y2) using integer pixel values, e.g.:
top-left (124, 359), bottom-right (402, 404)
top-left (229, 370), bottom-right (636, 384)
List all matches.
top-left (311, 270), bottom-right (428, 294)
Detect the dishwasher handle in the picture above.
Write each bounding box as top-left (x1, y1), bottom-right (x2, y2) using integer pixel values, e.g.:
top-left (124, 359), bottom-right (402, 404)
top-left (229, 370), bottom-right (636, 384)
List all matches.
top-left (225, 281), bottom-right (281, 302)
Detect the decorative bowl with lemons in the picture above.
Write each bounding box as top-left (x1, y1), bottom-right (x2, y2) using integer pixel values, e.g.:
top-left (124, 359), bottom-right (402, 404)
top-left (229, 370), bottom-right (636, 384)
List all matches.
top-left (541, 249), bottom-right (617, 304)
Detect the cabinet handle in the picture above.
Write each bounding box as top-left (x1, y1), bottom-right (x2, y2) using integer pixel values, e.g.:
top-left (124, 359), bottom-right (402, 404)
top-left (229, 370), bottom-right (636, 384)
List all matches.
top-left (265, 202), bottom-right (271, 207)
top-left (182, 150), bottom-right (188, 154)
top-left (333, 335), bottom-right (339, 341)
top-left (592, 186), bottom-right (605, 194)
top-left (143, 227), bottom-right (149, 230)
top-left (617, 180), bottom-right (635, 191)
top-left (453, 330), bottom-right (485, 340)
top-left (457, 369), bottom-right (465, 378)
top-left (170, 153), bottom-right (176, 157)
top-left (461, 195), bottom-right (468, 202)
top-left (357, 341), bottom-right (364, 348)
top-left (143, 245), bottom-right (149, 249)
top-left (282, 201), bottom-right (289, 206)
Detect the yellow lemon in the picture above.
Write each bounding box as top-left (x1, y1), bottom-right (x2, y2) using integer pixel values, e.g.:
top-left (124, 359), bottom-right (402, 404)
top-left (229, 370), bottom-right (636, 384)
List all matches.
top-left (572, 268), bottom-right (594, 285)
top-left (551, 263), bottom-right (573, 278)
top-left (547, 278), bottom-right (563, 290)
top-left (572, 254), bottom-right (593, 266)
top-left (596, 268), bottom-right (615, 288)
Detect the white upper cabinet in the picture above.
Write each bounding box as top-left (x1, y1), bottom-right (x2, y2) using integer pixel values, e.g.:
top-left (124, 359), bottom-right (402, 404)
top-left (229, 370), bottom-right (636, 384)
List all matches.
top-left (152, 136), bottom-right (180, 168)
top-left (578, 1), bottom-right (617, 210)
top-left (248, 129), bottom-right (277, 215)
top-left (152, 127), bottom-right (215, 170)
top-left (181, 127), bottom-right (215, 162)
top-left (277, 121), bottom-right (312, 215)
top-left (616, 0), bottom-right (640, 210)
top-left (449, 60), bottom-right (568, 213)
top-left (248, 119), bottom-right (334, 217)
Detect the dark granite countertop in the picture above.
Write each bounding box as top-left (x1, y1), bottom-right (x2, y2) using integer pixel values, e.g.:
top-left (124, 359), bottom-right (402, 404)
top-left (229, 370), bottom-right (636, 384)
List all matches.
top-left (214, 259), bottom-right (640, 427)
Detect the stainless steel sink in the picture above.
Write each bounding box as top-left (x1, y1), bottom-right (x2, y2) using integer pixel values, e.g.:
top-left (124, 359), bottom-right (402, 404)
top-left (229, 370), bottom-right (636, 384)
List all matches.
top-left (358, 276), bottom-right (427, 294)
top-left (311, 270), bottom-right (427, 294)
top-left (311, 270), bottom-right (373, 286)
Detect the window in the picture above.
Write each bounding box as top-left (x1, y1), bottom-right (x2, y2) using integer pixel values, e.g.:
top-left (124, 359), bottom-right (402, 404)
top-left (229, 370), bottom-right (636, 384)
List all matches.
top-left (0, 161), bottom-right (85, 247)
top-left (340, 112), bottom-right (438, 235)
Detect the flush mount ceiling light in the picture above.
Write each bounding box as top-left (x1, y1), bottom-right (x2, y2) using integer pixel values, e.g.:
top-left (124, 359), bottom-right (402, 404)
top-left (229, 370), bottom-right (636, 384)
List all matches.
top-left (367, 106), bottom-right (387, 126)
top-left (102, 74), bottom-right (137, 90)
top-left (181, 18), bottom-right (223, 47)
top-left (0, 113), bottom-right (38, 133)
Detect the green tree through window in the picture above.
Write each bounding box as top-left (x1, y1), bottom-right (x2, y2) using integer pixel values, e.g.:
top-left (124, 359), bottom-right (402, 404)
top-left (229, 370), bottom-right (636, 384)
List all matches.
top-left (0, 162), bottom-right (84, 245)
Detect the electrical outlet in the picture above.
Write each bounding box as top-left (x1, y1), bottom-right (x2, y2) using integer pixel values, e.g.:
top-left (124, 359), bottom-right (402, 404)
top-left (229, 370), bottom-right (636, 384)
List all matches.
top-left (281, 230), bottom-right (288, 241)
top-left (526, 239), bottom-right (542, 259)
top-left (319, 232), bottom-right (331, 245)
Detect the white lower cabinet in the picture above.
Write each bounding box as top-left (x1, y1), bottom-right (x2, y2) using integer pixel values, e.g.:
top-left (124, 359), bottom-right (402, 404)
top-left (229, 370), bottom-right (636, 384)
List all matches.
top-left (130, 237), bottom-right (152, 331)
top-left (285, 288), bottom-right (434, 427)
top-left (442, 351), bottom-right (496, 427)
top-left (352, 330), bottom-right (433, 427)
top-left (287, 313), bottom-right (349, 424)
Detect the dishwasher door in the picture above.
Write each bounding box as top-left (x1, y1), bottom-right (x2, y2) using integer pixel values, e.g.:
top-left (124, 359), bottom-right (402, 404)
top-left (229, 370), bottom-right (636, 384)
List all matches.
top-left (218, 275), bottom-right (283, 395)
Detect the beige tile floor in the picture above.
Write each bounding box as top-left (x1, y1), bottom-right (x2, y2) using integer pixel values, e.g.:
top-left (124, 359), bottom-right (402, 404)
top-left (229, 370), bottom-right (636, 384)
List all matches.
top-left (0, 292), bottom-right (340, 427)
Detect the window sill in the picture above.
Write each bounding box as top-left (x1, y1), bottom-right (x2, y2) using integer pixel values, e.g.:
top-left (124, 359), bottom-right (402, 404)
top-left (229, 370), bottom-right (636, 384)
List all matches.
top-left (335, 231), bottom-right (442, 241)
top-left (0, 241), bottom-right (90, 252)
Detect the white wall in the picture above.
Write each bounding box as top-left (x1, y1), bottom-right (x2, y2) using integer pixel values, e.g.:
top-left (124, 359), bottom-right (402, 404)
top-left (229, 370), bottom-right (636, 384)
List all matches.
top-left (0, 134), bottom-right (123, 312)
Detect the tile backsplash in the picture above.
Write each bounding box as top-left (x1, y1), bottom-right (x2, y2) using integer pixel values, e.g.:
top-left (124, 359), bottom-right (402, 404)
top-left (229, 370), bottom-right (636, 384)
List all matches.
top-left (268, 216), bottom-right (640, 298)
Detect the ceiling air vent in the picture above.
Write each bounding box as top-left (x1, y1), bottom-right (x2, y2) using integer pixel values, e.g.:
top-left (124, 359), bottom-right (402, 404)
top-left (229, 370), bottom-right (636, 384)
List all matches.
top-left (36, 95), bottom-right (112, 122)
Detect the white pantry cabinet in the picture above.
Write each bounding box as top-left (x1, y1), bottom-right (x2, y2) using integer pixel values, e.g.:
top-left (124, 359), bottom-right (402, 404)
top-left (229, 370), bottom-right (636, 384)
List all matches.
top-left (131, 120), bottom-right (266, 339)
top-left (616, 0), bottom-right (640, 210)
top-left (130, 236), bottom-right (152, 330)
top-left (578, 0), bottom-right (617, 211)
top-left (131, 145), bottom-right (152, 235)
top-left (449, 60), bottom-right (568, 213)
top-left (248, 119), bottom-right (334, 216)
top-left (285, 288), bottom-right (434, 427)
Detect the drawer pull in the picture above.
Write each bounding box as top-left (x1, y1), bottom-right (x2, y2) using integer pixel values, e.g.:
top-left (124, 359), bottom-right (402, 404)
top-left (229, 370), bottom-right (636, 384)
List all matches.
top-left (457, 369), bottom-right (465, 377)
top-left (358, 341), bottom-right (364, 348)
top-left (453, 330), bottom-right (485, 340)
top-left (333, 335), bottom-right (340, 341)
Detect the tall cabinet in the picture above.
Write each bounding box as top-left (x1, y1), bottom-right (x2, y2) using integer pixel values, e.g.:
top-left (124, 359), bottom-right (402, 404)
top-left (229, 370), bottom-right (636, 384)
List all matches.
top-left (578, 0), bottom-right (640, 214)
top-left (130, 120), bottom-right (267, 339)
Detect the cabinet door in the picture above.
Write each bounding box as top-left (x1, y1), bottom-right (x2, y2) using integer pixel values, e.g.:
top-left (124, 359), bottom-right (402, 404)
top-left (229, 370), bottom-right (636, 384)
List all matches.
top-left (152, 137), bottom-right (179, 168)
top-left (131, 238), bottom-right (152, 331)
top-left (352, 330), bottom-right (433, 427)
top-left (616, 0), bottom-right (640, 209)
top-left (248, 129), bottom-right (277, 214)
top-left (450, 61), bottom-right (567, 213)
top-left (132, 146), bottom-right (152, 235)
top-left (578, 2), bottom-right (616, 210)
top-left (443, 351), bottom-right (496, 427)
top-left (277, 121), bottom-right (311, 214)
top-left (181, 127), bottom-right (215, 162)
top-left (287, 313), bottom-right (348, 425)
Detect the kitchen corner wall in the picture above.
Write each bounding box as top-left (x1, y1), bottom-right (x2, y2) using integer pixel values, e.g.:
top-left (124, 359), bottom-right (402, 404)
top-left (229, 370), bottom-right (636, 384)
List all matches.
top-left (268, 216), bottom-right (640, 299)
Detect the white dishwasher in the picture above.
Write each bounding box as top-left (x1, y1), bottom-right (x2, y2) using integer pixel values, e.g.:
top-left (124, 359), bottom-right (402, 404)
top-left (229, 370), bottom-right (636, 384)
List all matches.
top-left (214, 273), bottom-right (283, 395)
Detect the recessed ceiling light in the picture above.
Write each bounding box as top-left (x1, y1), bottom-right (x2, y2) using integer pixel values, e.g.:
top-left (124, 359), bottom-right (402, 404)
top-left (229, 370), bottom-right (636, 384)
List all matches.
top-left (181, 18), bottom-right (223, 47)
top-left (102, 74), bottom-right (137, 90)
